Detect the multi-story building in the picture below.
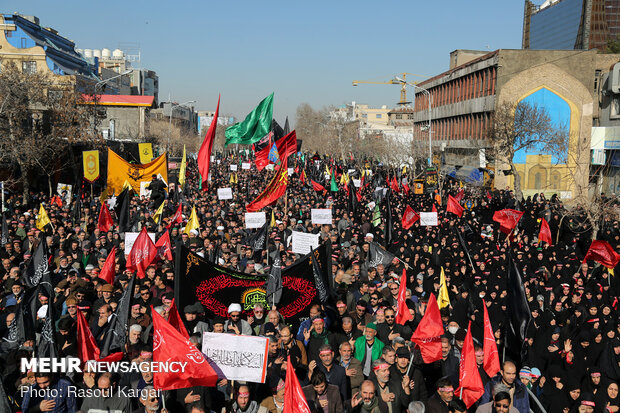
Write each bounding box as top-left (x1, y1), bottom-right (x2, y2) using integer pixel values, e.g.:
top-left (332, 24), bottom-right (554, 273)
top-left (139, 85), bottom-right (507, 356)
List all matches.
top-left (0, 14), bottom-right (97, 82)
top-left (523, 0), bottom-right (620, 51)
top-left (197, 111), bottom-right (235, 135)
top-left (152, 102), bottom-right (198, 135)
top-left (412, 48), bottom-right (620, 198)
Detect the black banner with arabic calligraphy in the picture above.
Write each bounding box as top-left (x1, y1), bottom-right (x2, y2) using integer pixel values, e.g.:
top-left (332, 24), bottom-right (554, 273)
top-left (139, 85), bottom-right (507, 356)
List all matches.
top-left (175, 242), bottom-right (331, 323)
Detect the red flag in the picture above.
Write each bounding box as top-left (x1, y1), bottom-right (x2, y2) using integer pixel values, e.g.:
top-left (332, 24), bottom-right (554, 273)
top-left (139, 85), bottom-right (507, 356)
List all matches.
top-left (276, 131), bottom-right (298, 159)
top-left (311, 180), bottom-right (327, 194)
top-left (152, 307), bottom-right (218, 390)
top-left (539, 218), bottom-right (552, 245)
top-left (283, 355), bottom-right (311, 413)
top-left (482, 300), bottom-right (500, 379)
top-left (432, 204), bottom-right (437, 213)
top-left (155, 230), bottom-right (173, 261)
top-left (492, 209), bottom-right (524, 234)
top-left (355, 189), bottom-right (362, 203)
top-left (255, 145), bottom-right (271, 171)
top-left (454, 188), bottom-right (465, 202)
top-left (455, 321), bottom-right (485, 408)
top-left (97, 202), bottom-right (114, 233)
top-left (76, 308), bottom-right (100, 364)
top-left (402, 205), bottom-right (419, 230)
top-left (166, 203), bottom-right (183, 229)
top-left (583, 240), bottom-right (620, 269)
top-left (486, 191), bottom-right (492, 201)
top-left (99, 247), bottom-right (116, 285)
top-left (447, 195), bottom-right (464, 217)
top-left (402, 183), bottom-right (410, 195)
top-left (167, 298), bottom-right (190, 339)
top-left (197, 95), bottom-right (220, 190)
top-left (246, 157), bottom-right (289, 212)
top-left (301, 169), bottom-right (307, 185)
top-left (126, 227), bottom-right (158, 279)
top-left (411, 293), bottom-right (444, 363)
top-left (395, 269), bottom-right (413, 325)
top-left (391, 177), bottom-right (400, 193)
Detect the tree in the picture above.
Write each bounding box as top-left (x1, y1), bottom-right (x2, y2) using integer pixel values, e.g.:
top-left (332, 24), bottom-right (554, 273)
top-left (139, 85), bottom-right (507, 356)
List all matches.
top-left (148, 118), bottom-right (198, 156)
top-left (490, 101), bottom-right (569, 201)
top-left (606, 36), bottom-right (620, 53)
top-left (0, 62), bottom-right (99, 197)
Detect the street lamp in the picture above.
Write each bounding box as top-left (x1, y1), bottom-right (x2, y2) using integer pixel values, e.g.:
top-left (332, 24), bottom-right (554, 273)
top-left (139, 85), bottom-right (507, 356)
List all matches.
top-left (394, 76), bottom-right (433, 167)
top-left (168, 100), bottom-right (195, 152)
top-left (92, 69), bottom-right (132, 138)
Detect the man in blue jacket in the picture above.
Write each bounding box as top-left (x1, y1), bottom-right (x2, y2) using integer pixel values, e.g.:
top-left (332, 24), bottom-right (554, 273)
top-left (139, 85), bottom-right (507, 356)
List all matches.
top-left (21, 372), bottom-right (77, 413)
top-left (479, 361), bottom-right (530, 413)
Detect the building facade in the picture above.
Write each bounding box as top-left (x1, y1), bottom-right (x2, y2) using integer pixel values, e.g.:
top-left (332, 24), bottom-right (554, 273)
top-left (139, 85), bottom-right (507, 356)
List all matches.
top-left (523, 0), bottom-right (620, 51)
top-left (412, 48), bottom-right (620, 198)
top-left (81, 94), bottom-right (155, 141)
top-left (0, 14), bottom-right (97, 81)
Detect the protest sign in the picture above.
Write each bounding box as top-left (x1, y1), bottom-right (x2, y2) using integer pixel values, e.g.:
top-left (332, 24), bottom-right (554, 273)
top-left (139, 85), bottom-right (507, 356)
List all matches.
top-left (242, 162), bottom-right (251, 170)
top-left (217, 188), bottom-right (233, 200)
top-left (291, 231), bottom-right (320, 255)
top-left (245, 212), bottom-right (266, 229)
top-left (420, 212), bottom-right (438, 226)
top-left (124, 232), bottom-right (156, 255)
top-left (311, 209), bottom-right (332, 225)
top-left (202, 333), bottom-right (268, 383)
top-left (230, 164), bottom-right (238, 171)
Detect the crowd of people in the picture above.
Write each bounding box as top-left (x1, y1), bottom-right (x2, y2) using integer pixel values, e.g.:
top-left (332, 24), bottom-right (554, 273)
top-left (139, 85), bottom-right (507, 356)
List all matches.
top-left (0, 152), bottom-right (619, 413)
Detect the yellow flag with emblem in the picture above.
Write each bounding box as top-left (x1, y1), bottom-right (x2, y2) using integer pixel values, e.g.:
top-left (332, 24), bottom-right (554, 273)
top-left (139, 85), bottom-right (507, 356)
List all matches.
top-left (184, 206), bottom-right (200, 235)
top-left (107, 148), bottom-right (167, 196)
top-left (153, 201), bottom-right (165, 224)
top-left (83, 150), bottom-right (100, 182)
top-left (438, 267), bottom-right (451, 309)
top-left (36, 204), bottom-right (51, 230)
top-left (270, 210), bottom-right (276, 227)
top-left (178, 145), bottom-right (187, 189)
top-left (138, 143), bottom-right (153, 164)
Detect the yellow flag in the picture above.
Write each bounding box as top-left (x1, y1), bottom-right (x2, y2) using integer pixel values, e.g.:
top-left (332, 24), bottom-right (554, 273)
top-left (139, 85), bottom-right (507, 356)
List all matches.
top-left (36, 204), bottom-right (51, 230)
top-left (83, 150), bottom-right (100, 182)
top-left (178, 145), bottom-right (187, 189)
top-left (184, 206), bottom-right (200, 235)
top-left (229, 174), bottom-right (235, 184)
top-left (402, 165), bottom-right (408, 175)
top-left (270, 210), bottom-right (276, 227)
top-left (138, 143), bottom-right (153, 164)
top-left (153, 201), bottom-right (165, 224)
top-left (122, 180), bottom-right (133, 193)
top-left (438, 267), bottom-right (451, 309)
top-left (325, 165), bottom-right (331, 176)
top-left (107, 148), bottom-right (167, 196)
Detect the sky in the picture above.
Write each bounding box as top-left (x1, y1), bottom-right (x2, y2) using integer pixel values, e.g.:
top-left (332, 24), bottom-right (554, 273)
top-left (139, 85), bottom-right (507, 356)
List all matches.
top-left (4, 1), bottom-right (527, 125)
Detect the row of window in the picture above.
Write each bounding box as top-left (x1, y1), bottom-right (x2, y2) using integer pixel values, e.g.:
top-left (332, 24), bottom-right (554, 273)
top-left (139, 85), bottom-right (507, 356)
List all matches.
top-left (418, 112), bottom-right (492, 141)
top-left (414, 66), bottom-right (497, 110)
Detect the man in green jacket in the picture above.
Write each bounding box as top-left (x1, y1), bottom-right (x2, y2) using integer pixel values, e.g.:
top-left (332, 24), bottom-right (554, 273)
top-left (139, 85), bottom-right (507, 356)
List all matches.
top-left (353, 322), bottom-right (384, 377)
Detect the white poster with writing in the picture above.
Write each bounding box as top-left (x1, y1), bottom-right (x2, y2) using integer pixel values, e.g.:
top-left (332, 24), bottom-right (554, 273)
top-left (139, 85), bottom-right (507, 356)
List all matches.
top-left (217, 188), bottom-right (233, 200)
top-left (202, 333), bottom-right (268, 383)
top-left (245, 212), bottom-right (266, 229)
top-left (124, 232), bottom-right (156, 255)
top-left (291, 231), bottom-right (320, 255)
top-left (230, 164), bottom-right (238, 171)
top-left (420, 212), bottom-right (438, 226)
top-left (311, 208), bottom-right (332, 225)
top-left (242, 162), bottom-right (251, 170)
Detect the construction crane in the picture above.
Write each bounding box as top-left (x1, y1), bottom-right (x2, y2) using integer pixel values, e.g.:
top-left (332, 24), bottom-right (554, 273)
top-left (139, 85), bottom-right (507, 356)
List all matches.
top-left (352, 72), bottom-right (426, 106)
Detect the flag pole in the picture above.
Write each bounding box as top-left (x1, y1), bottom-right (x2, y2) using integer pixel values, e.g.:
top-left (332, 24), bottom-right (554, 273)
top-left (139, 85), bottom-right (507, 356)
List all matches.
top-left (405, 353), bottom-right (415, 376)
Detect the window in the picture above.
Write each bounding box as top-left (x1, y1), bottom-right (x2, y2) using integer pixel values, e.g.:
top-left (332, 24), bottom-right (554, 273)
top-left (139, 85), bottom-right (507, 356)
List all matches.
top-left (22, 61), bottom-right (36, 75)
top-left (594, 69), bottom-right (601, 91)
top-left (396, 114), bottom-right (403, 119)
top-left (362, 114), bottom-right (367, 119)
top-left (376, 114), bottom-right (382, 118)
top-left (407, 114), bottom-right (414, 119)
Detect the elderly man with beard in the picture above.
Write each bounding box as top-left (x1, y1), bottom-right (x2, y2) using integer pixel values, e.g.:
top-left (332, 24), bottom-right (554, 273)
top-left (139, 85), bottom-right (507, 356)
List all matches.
top-left (347, 380), bottom-right (387, 413)
top-left (339, 341), bottom-right (364, 396)
top-left (372, 358), bottom-right (412, 413)
top-left (354, 323), bottom-right (385, 377)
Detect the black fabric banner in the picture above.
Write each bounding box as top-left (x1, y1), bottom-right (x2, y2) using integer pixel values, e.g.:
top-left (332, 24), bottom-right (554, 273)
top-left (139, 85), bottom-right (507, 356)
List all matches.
top-left (175, 242), bottom-right (331, 322)
top-left (506, 257), bottom-right (531, 362)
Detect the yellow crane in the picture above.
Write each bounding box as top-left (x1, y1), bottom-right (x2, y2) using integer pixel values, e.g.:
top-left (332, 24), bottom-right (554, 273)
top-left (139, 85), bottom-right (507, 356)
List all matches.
top-left (352, 72), bottom-right (426, 106)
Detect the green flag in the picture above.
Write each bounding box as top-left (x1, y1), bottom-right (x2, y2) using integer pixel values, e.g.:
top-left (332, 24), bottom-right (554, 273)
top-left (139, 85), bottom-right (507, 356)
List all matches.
top-left (330, 174), bottom-right (338, 192)
top-left (225, 93), bottom-right (274, 146)
top-left (372, 204), bottom-right (381, 227)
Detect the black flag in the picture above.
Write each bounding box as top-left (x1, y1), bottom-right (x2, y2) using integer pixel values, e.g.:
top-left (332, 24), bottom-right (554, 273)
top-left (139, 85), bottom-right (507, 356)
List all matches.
top-left (283, 116), bottom-right (290, 135)
top-left (456, 230), bottom-right (476, 273)
top-left (115, 187), bottom-right (131, 232)
top-left (0, 377), bottom-right (17, 413)
top-left (265, 256), bottom-right (283, 306)
top-left (246, 222), bottom-right (268, 252)
top-left (36, 280), bottom-right (57, 358)
top-left (347, 179), bottom-right (358, 216)
top-left (23, 236), bottom-right (50, 288)
top-left (310, 247), bottom-right (329, 304)
top-left (101, 273), bottom-right (135, 357)
top-left (367, 241), bottom-right (395, 268)
top-left (505, 257), bottom-right (531, 362)
top-left (72, 186), bottom-right (82, 226)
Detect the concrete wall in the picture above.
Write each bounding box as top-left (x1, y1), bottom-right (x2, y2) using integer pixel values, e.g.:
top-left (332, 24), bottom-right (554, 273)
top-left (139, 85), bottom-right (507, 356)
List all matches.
top-left (98, 106), bottom-right (149, 140)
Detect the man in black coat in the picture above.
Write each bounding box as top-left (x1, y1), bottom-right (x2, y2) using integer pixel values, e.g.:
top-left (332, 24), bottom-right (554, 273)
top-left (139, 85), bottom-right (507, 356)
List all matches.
top-left (146, 175), bottom-right (167, 209)
top-left (308, 343), bottom-right (349, 401)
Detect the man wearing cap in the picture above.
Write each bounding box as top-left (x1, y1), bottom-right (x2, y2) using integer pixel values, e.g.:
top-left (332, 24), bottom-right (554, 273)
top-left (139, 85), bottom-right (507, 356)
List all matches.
top-left (354, 323), bottom-right (385, 377)
top-left (391, 347), bottom-right (428, 402)
top-left (184, 303), bottom-right (210, 336)
top-left (224, 303), bottom-right (252, 335)
top-left (93, 283), bottom-right (115, 313)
